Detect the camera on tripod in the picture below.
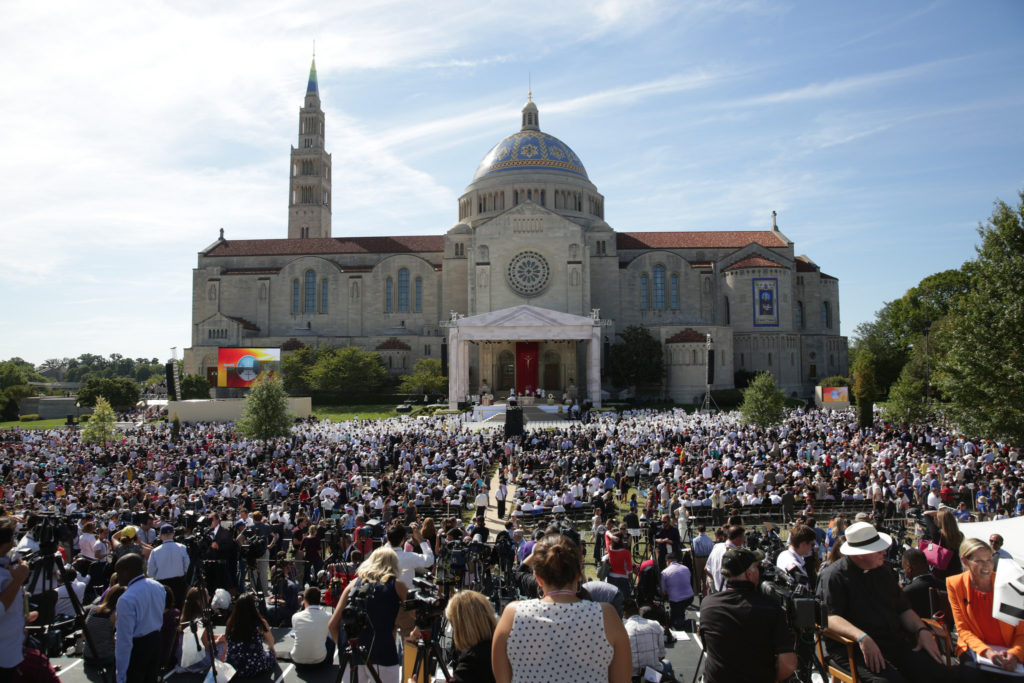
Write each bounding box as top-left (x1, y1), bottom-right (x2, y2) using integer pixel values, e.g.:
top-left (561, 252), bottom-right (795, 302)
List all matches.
top-left (239, 529), bottom-right (267, 567)
top-left (405, 576), bottom-right (448, 627)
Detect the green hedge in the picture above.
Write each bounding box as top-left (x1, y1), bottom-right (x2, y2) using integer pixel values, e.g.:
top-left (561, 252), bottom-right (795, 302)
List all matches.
top-left (79, 414), bottom-right (91, 422)
top-left (18, 414), bottom-right (39, 422)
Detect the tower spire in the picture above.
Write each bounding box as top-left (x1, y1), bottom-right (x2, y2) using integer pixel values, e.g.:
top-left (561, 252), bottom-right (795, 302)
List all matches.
top-left (306, 55), bottom-right (319, 96)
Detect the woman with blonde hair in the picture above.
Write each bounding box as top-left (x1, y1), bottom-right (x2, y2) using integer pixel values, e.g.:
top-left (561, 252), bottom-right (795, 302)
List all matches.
top-left (329, 546), bottom-right (407, 683)
top-left (444, 590), bottom-right (497, 683)
top-left (947, 538), bottom-right (1024, 677)
top-left (492, 533), bottom-right (631, 683)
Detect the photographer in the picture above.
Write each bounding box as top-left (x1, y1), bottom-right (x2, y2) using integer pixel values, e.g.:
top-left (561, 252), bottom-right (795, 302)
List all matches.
top-left (699, 547), bottom-right (796, 683)
top-left (387, 522), bottom-right (434, 641)
top-left (0, 517), bottom-right (30, 678)
top-left (329, 546), bottom-right (407, 683)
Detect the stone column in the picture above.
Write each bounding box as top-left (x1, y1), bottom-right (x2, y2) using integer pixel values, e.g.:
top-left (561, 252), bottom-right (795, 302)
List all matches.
top-left (447, 326), bottom-right (460, 409)
top-left (588, 326), bottom-right (602, 408)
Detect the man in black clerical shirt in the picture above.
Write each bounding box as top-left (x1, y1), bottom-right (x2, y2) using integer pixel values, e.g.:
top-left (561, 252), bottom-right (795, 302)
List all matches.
top-left (816, 522), bottom-right (958, 683)
top-left (699, 547), bottom-right (796, 683)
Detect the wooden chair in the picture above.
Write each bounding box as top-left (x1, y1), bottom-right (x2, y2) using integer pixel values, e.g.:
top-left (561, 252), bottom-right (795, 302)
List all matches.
top-left (815, 627), bottom-right (860, 683)
top-left (929, 586), bottom-right (954, 631)
top-left (921, 617), bottom-right (955, 667)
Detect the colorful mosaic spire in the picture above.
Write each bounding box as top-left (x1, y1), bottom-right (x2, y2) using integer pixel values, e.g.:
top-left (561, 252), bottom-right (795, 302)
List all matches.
top-left (306, 58), bottom-right (318, 96)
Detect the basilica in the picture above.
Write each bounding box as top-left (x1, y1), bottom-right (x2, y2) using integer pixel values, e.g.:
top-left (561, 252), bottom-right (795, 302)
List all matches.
top-left (184, 60), bottom-right (848, 406)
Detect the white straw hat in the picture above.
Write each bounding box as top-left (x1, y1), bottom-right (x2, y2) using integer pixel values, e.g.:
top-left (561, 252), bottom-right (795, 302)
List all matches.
top-left (840, 522), bottom-right (892, 555)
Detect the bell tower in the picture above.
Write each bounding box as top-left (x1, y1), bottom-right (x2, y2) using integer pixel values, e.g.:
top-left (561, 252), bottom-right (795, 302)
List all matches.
top-left (288, 57), bottom-right (332, 239)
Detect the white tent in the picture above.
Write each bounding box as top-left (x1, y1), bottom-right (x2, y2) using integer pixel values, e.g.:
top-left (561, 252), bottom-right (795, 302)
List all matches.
top-left (959, 516), bottom-right (1024, 564)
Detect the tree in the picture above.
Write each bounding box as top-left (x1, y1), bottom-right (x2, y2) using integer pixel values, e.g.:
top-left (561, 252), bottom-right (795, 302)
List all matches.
top-left (739, 371), bottom-right (785, 427)
top-left (852, 351), bottom-right (877, 430)
top-left (884, 359), bottom-right (927, 425)
top-left (77, 376), bottom-right (140, 411)
top-left (938, 189), bottom-right (1024, 441)
top-left (609, 326), bottom-right (664, 394)
top-left (0, 360), bottom-right (36, 420)
top-left (236, 374), bottom-right (293, 441)
top-left (308, 346), bottom-right (387, 393)
top-left (179, 373), bottom-right (211, 400)
top-left (81, 397), bottom-right (119, 444)
top-left (398, 359), bottom-right (447, 396)
top-left (281, 345), bottom-right (316, 395)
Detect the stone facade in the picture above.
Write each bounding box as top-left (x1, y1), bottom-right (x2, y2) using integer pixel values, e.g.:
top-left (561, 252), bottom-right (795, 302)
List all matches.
top-left (184, 64), bottom-right (848, 400)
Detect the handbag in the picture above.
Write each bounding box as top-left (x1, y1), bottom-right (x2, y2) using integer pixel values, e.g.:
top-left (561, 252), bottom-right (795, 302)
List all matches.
top-left (919, 539), bottom-right (953, 571)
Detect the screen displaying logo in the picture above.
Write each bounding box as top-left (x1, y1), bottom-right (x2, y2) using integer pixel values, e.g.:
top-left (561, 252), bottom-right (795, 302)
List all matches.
top-left (217, 348), bottom-right (281, 388)
top-left (822, 386), bottom-right (849, 403)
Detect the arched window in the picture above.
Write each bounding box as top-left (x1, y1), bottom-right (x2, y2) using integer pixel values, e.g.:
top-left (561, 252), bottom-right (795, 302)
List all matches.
top-left (724, 297), bottom-right (730, 324)
top-left (304, 270), bottom-right (316, 313)
top-left (415, 277), bottom-right (422, 312)
top-left (398, 268), bottom-right (410, 312)
top-left (385, 277), bottom-right (393, 313)
top-left (292, 279), bottom-right (299, 314)
top-left (640, 273), bottom-right (649, 310)
top-left (822, 301), bottom-right (832, 329)
top-left (796, 301), bottom-right (804, 329)
top-left (653, 265), bottom-right (666, 309)
top-left (320, 278), bottom-right (328, 313)
top-left (670, 273), bottom-right (679, 309)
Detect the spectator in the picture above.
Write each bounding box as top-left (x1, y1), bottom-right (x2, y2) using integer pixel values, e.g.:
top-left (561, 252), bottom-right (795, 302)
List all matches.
top-left (946, 538), bottom-right (1024, 677)
top-left (623, 598), bottom-right (674, 681)
top-left (114, 552), bottom-right (167, 683)
top-left (444, 589), bottom-right (497, 683)
top-left (900, 548), bottom-right (941, 622)
top-left (221, 593), bottom-right (277, 677)
top-left (660, 550), bottom-right (694, 630)
top-left (705, 525), bottom-right (745, 593)
top-left (83, 584), bottom-right (125, 667)
top-left (604, 533), bottom-right (634, 600)
top-left (493, 533), bottom-right (631, 683)
top-left (290, 586), bottom-right (334, 669)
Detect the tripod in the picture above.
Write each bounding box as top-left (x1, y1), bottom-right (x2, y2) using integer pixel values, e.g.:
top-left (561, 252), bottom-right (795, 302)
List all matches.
top-left (185, 543), bottom-right (224, 683)
top-left (407, 616), bottom-right (452, 683)
top-left (335, 635), bottom-right (383, 683)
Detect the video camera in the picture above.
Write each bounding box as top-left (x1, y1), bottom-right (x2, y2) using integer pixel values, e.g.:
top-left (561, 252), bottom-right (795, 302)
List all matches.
top-left (239, 528), bottom-right (268, 567)
top-left (758, 563), bottom-right (824, 633)
top-left (405, 576), bottom-right (448, 627)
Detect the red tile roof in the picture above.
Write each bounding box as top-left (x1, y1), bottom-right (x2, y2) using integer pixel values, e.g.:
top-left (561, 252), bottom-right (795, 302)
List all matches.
top-left (724, 256), bottom-right (786, 271)
top-left (666, 329), bottom-right (707, 344)
top-left (376, 337), bottom-right (411, 351)
top-left (206, 235), bottom-right (445, 257)
top-left (617, 231), bottom-right (787, 250)
top-left (225, 315), bottom-right (260, 332)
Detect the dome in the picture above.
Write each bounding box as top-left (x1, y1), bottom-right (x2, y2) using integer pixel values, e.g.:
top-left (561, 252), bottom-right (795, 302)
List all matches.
top-left (473, 130), bottom-right (588, 181)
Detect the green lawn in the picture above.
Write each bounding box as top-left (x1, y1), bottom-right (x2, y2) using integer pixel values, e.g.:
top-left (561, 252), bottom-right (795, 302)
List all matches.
top-left (0, 418), bottom-right (69, 429)
top-left (312, 404), bottom-right (401, 421)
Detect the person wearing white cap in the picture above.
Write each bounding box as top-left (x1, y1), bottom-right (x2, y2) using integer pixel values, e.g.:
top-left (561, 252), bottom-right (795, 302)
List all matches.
top-left (816, 522), bottom-right (959, 682)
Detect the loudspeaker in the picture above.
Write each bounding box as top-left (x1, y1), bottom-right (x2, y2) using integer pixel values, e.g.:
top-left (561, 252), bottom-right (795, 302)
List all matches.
top-left (66, 415), bottom-right (75, 426)
top-left (165, 362), bottom-right (177, 401)
top-left (707, 350), bottom-right (715, 385)
top-left (504, 407), bottom-right (524, 438)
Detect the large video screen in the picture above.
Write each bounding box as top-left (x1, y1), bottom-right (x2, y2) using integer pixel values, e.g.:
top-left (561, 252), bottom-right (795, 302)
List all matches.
top-left (822, 386), bottom-right (849, 403)
top-left (217, 348), bottom-right (281, 388)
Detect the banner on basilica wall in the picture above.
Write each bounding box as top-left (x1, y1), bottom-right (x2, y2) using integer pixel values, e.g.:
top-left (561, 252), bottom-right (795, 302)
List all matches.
top-left (217, 347), bottom-right (281, 388)
top-left (752, 278), bottom-right (779, 327)
top-left (822, 386), bottom-right (849, 403)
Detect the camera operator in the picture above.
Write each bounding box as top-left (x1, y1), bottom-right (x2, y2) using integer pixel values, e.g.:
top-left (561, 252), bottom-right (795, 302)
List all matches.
top-left (654, 514), bottom-right (681, 570)
top-left (0, 517), bottom-right (31, 679)
top-left (387, 522), bottom-right (434, 641)
top-left (147, 524), bottom-right (189, 609)
top-left (816, 522), bottom-right (957, 683)
top-left (444, 589), bottom-right (497, 683)
top-left (699, 547), bottom-right (797, 683)
top-left (329, 546), bottom-right (407, 683)
top-left (775, 523), bottom-right (816, 588)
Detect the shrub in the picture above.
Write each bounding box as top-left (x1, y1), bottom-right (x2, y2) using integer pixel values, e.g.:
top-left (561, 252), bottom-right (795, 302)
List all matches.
top-left (18, 414), bottom-right (39, 422)
top-left (817, 375), bottom-right (851, 388)
top-left (79, 414), bottom-right (91, 422)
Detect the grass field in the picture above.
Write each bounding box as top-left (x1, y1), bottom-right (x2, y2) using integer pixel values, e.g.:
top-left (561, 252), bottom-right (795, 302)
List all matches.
top-left (0, 418), bottom-right (69, 429)
top-left (312, 404), bottom-right (401, 421)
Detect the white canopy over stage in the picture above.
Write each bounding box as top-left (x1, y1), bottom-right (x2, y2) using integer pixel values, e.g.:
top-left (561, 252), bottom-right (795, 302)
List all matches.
top-left (446, 305), bottom-right (603, 410)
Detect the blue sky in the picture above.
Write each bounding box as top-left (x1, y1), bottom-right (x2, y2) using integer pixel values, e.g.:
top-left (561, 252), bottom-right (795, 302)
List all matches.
top-left (1, 1), bottom-right (1022, 366)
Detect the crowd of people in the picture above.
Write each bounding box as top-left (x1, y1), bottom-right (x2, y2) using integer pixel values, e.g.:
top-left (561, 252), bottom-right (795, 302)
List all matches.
top-left (0, 403), bottom-right (1018, 681)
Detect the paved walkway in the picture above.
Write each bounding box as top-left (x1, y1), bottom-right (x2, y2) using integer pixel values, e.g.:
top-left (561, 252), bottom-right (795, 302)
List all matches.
top-left (484, 460), bottom-right (515, 534)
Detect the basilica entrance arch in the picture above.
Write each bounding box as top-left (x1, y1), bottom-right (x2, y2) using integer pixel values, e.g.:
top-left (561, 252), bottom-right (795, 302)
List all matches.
top-left (445, 305), bottom-right (603, 409)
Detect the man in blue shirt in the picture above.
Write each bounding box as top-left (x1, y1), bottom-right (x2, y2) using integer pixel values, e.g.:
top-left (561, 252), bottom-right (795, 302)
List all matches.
top-left (114, 553), bottom-right (167, 683)
top-left (660, 551), bottom-right (694, 629)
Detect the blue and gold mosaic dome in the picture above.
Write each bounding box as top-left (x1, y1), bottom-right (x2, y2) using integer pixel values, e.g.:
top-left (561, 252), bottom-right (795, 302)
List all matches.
top-left (473, 130), bottom-right (588, 181)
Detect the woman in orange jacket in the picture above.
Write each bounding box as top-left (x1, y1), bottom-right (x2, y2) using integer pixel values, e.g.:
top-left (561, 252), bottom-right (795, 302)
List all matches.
top-left (947, 538), bottom-right (1024, 674)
